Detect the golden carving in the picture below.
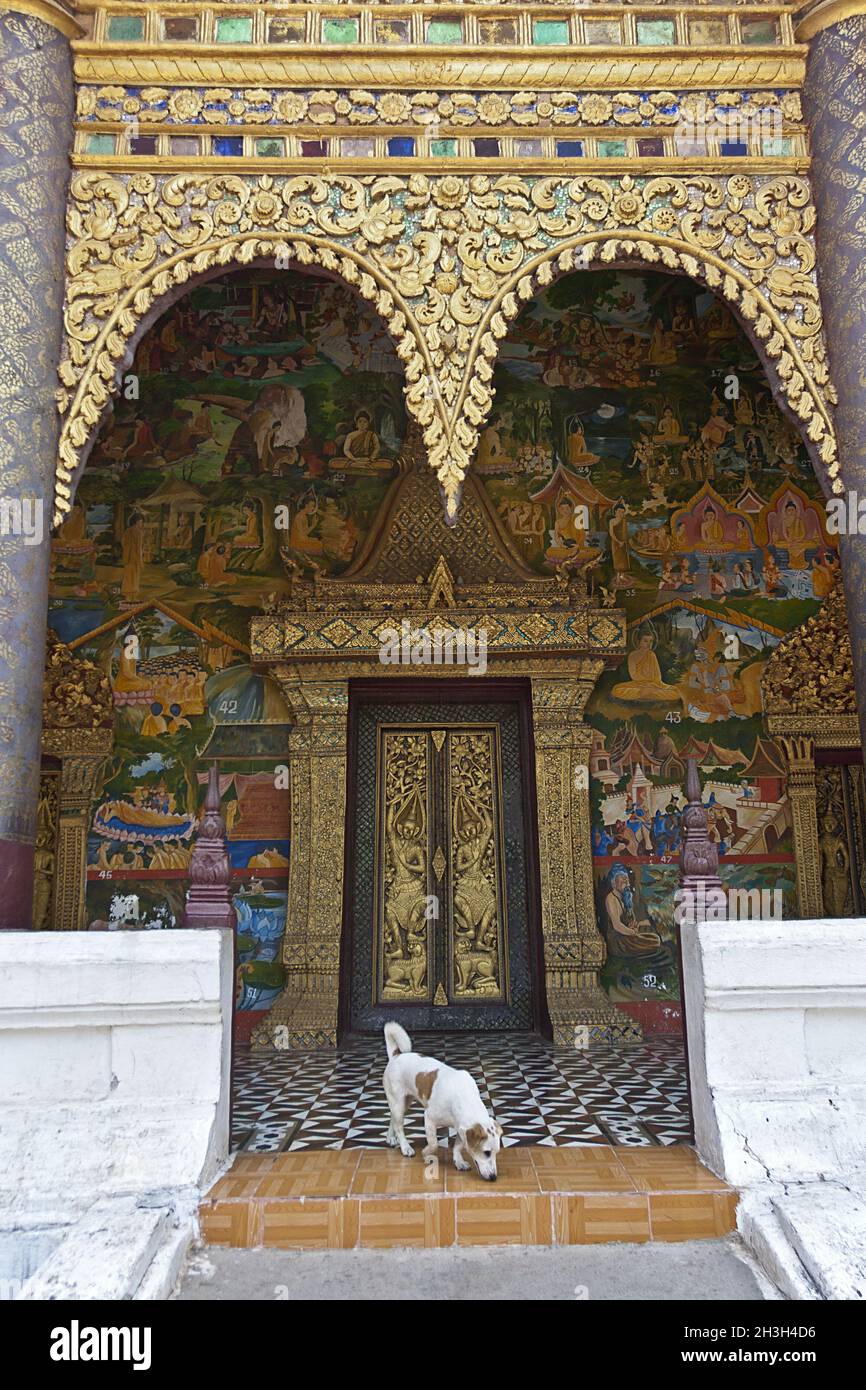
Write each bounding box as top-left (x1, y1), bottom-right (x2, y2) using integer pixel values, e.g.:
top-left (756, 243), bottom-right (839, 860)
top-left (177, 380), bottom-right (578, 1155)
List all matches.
top-left (764, 579), bottom-right (859, 746)
top-left (38, 630), bottom-right (114, 929)
top-left (33, 771), bottom-right (59, 930)
top-left (777, 733), bottom-right (823, 918)
top-left (814, 764), bottom-right (865, 917)
top-left (41, 628), bottom-right (113, 738)
top-left (766, 583), bottom-right (862, 919)
top-left (58, 170), bottom-right (838, 528)
top-left (80, 84), bottom-right (805, 137)
top-left (451, 729), bottom-right (505, 1000)
top-left (379, 730), bottom-right (430, 1002)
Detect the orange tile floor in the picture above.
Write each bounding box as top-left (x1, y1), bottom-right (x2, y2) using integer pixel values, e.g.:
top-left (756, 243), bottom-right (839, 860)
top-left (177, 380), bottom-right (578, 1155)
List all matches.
top-left (199, 1145), bottom-right (737, 1250)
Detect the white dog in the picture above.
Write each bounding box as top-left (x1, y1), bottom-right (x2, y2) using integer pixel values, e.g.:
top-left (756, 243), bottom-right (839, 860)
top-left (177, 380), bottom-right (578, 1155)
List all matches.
top-left (382, 1021), bottom-right (503, 1180)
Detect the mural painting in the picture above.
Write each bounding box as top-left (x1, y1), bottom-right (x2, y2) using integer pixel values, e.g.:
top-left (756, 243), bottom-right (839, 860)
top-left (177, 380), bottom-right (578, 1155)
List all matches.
top-left (47, 268), bottom-right (407, 1019)
top-left (46, 263), bottom-right (847, 1036)
top-left (480, 268), bottom-right (836, 1030)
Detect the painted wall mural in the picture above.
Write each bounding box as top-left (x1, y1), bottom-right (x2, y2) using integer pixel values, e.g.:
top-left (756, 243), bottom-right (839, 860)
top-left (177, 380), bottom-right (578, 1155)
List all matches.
top-left (479, 268), bottom-right (836, 1031)
top-left (47, 263), bottom-right (844, 1036)
top-left (48, 267), bottom-right (407, 1019)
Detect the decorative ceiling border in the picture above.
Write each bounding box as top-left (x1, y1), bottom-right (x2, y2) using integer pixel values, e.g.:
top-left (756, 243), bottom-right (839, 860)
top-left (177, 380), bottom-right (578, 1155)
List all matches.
top-left (56, 169), bottom-right (839, 526)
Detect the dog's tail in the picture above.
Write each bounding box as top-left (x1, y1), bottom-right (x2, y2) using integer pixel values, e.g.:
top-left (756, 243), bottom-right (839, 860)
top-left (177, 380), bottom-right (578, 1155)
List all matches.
top-left (384, 1020), bottom-right (412, 1060)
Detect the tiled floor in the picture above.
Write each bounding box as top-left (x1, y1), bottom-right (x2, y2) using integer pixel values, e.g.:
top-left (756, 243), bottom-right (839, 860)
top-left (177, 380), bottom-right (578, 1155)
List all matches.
top-left (200, 1145), bottom-right (736, 1249)
top-left (231, 1032), bottom-right (691, 1152)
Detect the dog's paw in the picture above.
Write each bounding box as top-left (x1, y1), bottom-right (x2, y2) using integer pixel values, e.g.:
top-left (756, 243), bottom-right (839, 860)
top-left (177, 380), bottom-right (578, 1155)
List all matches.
top-left (385, 1131), bottom-right (398, 1147)
top-left (399, 1141), bottom-right (414, 1158)
top-left (453, 1153), bottom-right (470, 1172)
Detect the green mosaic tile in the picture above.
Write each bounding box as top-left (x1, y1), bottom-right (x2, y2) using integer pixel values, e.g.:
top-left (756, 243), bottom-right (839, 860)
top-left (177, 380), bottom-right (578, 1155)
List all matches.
top-left (106, 16), bottom-right (144, 42)
top-left (762, 137), bottom-right (792, 156)
top-left (431, 138), bottom-right (458, 157)
top-left (256, 138), bottom-right (286, 157)
top-left (215, 17), bottom-right (252, 44)
top-left (322, 17), bottom-right (359, 44)
top-left (636, 20), bottom-right (676, 47)
top-left (86, 134), bottom-right (117, 154)
top-left (426, 19), bottom-right (463, 44)
top-left (533, 20), bottom-right (569, 46)
top-left (598, 139), bottom-right (627, 158)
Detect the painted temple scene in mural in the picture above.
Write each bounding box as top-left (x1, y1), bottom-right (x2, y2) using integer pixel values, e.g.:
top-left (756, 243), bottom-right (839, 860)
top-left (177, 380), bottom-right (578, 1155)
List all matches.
top-left (45, 262), bottom-right (853, 1037)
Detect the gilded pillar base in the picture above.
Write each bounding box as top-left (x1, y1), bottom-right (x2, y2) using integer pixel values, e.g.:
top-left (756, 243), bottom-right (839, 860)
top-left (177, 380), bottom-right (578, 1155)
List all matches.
top-left (251, 978), bottom-right (338, 1050)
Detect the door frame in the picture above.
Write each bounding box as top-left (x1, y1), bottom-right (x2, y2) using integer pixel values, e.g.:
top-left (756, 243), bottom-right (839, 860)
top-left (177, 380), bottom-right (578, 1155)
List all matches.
top-left (338, 676), bottom-right (551, 1039)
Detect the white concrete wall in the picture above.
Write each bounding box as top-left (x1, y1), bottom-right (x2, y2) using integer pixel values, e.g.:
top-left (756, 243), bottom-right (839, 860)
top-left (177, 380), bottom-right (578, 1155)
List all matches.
top-left (0, 930), bottom-right (233, 1215)
top-left (682, 918), bottom-right (866, 1188)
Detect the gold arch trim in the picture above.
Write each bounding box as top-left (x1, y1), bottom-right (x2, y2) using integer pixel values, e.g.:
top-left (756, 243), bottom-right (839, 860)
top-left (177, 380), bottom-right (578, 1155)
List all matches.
top-left (57, 170), bottom-right (839, 526)
top-left (5, 0), bottom-right (83, 39)
top-left (796, 0), bottom-right (866, 40)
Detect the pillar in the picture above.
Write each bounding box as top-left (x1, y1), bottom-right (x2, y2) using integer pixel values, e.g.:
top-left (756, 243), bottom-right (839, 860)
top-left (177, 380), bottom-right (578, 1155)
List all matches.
top-left (252, 675), bottom-right (348, 1048)
top-left (777, 735), bottom-right (823, 918)
top-left (802, 12), bottom-right (866, 750)
top-left (531, 675), bottom-right (642, 1047)
top-left (52, 755), bottom-right (108, 930)
top-left (0, 5), bottom-right (75, 926)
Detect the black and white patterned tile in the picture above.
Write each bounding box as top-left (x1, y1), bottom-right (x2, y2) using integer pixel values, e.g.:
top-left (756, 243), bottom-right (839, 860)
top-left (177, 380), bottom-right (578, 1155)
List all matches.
top-left (231, 1033), bottom-right (691, 1152)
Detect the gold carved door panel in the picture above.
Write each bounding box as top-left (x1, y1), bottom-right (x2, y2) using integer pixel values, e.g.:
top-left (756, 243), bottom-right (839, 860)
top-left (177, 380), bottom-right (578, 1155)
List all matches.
top-left (375, 723), bottom-right (510, 1009)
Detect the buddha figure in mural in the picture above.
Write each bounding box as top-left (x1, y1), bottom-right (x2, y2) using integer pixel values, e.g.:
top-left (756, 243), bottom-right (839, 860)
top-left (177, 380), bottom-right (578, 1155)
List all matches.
top-left (699, 504), bottom-right (725, 546)
top-left (611, 631), bottom-right (682, 706)
top-left (654, 405), bottom-right (688, 447)
top-left (234, 497), bottom-right (262, 551)
top-left (335, 409), bottom-right (391, 472)
top-left (565, 416), bottom-right (600, 467)
top-left (779, 500), bottom-right (809, 569)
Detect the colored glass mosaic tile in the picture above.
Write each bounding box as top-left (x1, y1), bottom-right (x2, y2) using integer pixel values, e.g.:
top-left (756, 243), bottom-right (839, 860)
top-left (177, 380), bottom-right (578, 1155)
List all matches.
top-left (106, 16), bottom-right (144, 42)
top-left (215, 17), bottom-right (252, 44)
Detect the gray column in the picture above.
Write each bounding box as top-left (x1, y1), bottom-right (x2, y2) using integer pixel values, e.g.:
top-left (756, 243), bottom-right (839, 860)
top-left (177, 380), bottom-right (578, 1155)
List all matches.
top-left (0, 9), bottom-right (73, 925)
top-left (803, 17), bottom-right (866, 750)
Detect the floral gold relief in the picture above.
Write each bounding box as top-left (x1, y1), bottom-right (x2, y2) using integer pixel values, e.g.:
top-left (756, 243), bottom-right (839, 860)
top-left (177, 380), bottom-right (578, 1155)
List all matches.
top-left (59, 170), bottom-right (840, 526)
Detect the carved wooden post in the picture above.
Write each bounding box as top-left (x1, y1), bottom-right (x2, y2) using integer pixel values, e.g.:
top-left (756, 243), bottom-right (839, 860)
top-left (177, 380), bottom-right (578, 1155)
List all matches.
top-left (777, 735), bottom-right (822, 919)
top-left (39, 632), bottom-right (114, 930)
top-left (183, 762), bottom-right (237, 930)
top-left (531, 674), bottom-right (642, 1047)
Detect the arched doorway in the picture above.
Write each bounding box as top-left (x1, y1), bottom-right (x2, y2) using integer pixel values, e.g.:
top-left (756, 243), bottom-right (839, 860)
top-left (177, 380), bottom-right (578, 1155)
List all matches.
top-left (42, 259), bottom-right (855, 1155)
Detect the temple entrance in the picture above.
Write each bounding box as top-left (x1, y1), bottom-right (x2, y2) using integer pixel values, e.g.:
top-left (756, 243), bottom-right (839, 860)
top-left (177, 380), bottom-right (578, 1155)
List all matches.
top-left (341, 687), bottom-right (546, 1035)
